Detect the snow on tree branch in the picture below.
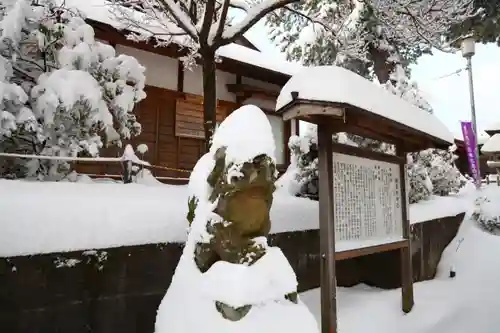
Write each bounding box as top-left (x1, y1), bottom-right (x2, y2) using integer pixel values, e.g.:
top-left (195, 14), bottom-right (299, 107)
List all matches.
top-left (0, 1), bottom-right (146, 180)
top-left (220, 0), bottom-right (298, 44)
top-left (267, 0), bottom-right (476, 82)
top-left (107, 0), bottom-right (299, 66)
top-left (384, 65), bottom-right (433, 114)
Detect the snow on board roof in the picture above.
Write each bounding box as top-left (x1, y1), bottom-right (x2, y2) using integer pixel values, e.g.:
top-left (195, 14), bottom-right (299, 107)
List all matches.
top-left (63, 0), bottom-right (300, 78)
top-left (276, 66), bottom-right (454, 145)
top-left (481, 133), bottom-right (500, 154)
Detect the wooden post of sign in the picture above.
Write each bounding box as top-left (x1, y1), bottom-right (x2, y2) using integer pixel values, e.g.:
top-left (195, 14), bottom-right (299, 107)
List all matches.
top-left (317, 118), bottom-right (337, 333)
top-left (397, 145), bottom-right (414, 313)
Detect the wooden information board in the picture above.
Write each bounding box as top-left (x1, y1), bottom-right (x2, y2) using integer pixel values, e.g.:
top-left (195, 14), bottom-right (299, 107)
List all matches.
top-left (332, 152), bottom-right (403, 244)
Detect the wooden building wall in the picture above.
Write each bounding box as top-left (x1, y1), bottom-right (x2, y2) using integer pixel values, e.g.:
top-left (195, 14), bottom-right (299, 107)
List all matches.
top-left (75, 36), bottom-right (293, 182)
top-left (454, 141), bottom-right (494, 177)
top-left (75, 86), bottom-right (239, 181)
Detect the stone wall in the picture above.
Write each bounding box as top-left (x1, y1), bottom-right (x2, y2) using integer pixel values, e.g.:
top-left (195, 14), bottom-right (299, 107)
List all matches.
top-left (0, 213), bottom-right (464, 333)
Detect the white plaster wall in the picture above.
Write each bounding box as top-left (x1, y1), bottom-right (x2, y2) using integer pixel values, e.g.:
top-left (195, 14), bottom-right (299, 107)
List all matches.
top-left (182, 66), bottom-right (202, 95)
top-left (115, 44), bottom-right (178, 90)
top-left (241, 76), bottom-right (281, 92)
top-left (242, 97), bottom-right (276, 112)
top-left (241, 87), bottom-right (285, 164)
top-left (183, 67), bottom-right (236, 102)
top-left (267, 114), bottom-right (285, 165)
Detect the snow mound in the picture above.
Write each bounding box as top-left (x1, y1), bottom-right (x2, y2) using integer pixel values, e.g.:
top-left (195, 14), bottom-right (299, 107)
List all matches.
top-left (481, 133), bottom-right (500, 153)
top-left (275, 162), bottom-right (301, 195)
top-left (200, 246), bottom-right (298, 308)
top-left (472, 187), bottom-right (500, 233)
top-left (409, 195), bottom-right (468, 224)
top-left (0, 179), bottom-right (189, 257)
top-left (302, 186), bottom-right (500, 333)
top-left (276, 66), bottom-right (453, 145)
top-left (155, 105), bottom-right (318, 333)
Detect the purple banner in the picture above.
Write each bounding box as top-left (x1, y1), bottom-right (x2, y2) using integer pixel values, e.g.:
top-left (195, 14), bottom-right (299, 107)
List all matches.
top-left (461, 121), bottom-right (481, 184)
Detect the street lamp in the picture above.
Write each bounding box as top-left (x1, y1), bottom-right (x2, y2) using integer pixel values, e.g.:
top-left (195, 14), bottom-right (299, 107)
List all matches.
top-left (461, 36), bottom-right (480, 189)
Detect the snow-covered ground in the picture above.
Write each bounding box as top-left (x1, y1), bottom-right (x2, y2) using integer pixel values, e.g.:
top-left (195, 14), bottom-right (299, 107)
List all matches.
top-left (300, 184), bottom-right (500, 333)
top-left (0, 176), bottom-right (472, 257)
top-left (0, 177), bottom-right (317, 257)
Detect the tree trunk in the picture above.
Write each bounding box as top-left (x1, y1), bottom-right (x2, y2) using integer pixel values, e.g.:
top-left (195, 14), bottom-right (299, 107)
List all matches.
top-left (202, 50), bottom-right (217, 152)
top-left (368, 44), bottom-right (394, 84)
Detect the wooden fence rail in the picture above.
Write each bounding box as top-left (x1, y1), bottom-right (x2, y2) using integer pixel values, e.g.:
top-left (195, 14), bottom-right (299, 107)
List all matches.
top-left (0, 147), bottom-right (192, 184)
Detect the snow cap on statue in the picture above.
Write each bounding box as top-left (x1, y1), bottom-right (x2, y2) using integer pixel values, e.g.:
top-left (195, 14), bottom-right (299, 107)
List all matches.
top-left (210, 105), bottom-right (276, 165)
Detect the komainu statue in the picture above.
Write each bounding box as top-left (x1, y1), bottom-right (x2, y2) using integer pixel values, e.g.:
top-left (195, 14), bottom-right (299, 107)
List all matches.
top-left (155, 105), bottom-right (319, 333)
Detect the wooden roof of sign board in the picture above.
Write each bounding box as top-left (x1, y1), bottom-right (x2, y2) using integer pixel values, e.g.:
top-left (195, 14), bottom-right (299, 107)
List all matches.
top-left (275, 66), bottom-right (454, 151)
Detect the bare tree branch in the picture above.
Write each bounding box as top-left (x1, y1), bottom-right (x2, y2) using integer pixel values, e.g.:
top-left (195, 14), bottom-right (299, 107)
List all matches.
top-left (154, 0), bottom-right (199, 39)
top-left (218, 0), bottom-right (299, 46)
top-left (213, 0), bottom-right (231, 42)
top-left (199, 0), bottom-right (216, 46)
top-left (228, 0), bottom-right (251, 12)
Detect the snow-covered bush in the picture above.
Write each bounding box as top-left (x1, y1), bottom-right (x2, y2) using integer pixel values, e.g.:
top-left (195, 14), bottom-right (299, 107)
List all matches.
top-left (472, 196), bottom-right (500, 234)
top-left (406, 153), bottom-right (433, 203)
top-left (288, 124), bottom-right (360, 199)
top-left (0, 1), bottom-right (146, 180)
top-left (288, 126), bottom-right (319, 199)
top-left (416, 146), bottom-right (465, 196)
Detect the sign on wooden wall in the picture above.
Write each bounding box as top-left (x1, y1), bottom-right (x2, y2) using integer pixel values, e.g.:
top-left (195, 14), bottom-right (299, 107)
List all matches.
top-left (175, 95), bottom-right (225, 139)
top-left (332, 152), bottom-right (403, 244)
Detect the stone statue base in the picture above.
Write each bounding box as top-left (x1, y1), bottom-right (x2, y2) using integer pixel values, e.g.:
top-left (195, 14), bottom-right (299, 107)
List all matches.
top-left (154, 242), bottom-right (319, 333)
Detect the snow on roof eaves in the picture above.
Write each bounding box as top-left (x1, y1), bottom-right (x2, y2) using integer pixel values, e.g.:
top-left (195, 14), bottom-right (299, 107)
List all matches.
top-left (64, 0), bottom-right (300, 78)
top-left (481, 133), bottom-right (500, 153)
top-left (485, 121), bottom-right (500, 132)
top-left (217, 44), bottom-right (301, 77)
top-left (454, 130), bottom-right (490, 145)
top-left (276, 66), bottom-right (454, 145)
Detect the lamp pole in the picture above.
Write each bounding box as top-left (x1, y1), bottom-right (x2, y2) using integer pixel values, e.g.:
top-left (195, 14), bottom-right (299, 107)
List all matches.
top-left (461, 36), bottom-right (481, 189)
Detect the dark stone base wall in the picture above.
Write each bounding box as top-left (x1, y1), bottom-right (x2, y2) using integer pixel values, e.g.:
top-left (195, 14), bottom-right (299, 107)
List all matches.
top-left (0, 213), bottom-right (464, 333)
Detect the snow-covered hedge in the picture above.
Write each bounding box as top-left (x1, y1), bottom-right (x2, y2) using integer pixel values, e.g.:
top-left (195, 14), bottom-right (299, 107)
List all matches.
top-left (0, 1), bottom-right (146, 180)
top-left (410, 147), bottom-right (464, 200)
top-left (472, 196), bottom-right (500, 234)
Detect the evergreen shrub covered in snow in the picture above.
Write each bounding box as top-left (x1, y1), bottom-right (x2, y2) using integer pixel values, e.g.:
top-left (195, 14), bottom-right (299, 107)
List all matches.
top-left (406, 153), bottom-right (433, 203)
top-left (472, 195), bottom-right (500, 234)
top-left (414, 146), bottom-right (465, 197)
top-left (287, 124), bottom-right (358, 199)
top-left (0, 0), bottom-right (146, 179)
